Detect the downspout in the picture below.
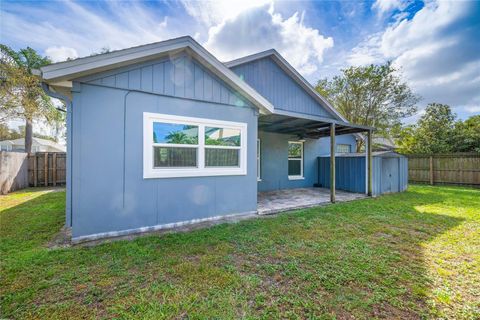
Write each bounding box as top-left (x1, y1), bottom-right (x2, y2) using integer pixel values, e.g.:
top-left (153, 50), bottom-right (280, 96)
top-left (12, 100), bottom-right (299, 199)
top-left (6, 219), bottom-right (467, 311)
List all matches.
top-left (41, 83), bottom-right (73, 228)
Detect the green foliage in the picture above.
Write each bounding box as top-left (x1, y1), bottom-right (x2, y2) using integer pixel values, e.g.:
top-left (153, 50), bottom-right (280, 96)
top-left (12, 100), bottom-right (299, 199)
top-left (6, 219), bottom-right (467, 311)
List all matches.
top-left (0, 124), bottom-right (58, 142)
top-left (0, 44), bottom-right (64, 151)
top-left (396, 104), bottom-right (479, 154)
top-left (315, 62), bottom-right (419, 151)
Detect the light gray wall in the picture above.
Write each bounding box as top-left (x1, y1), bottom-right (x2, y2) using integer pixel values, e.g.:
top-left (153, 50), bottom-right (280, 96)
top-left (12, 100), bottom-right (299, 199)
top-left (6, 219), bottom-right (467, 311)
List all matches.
top-left (258, 131), bottom-right (356, 192)
top-left (71, 83), bottom-right (258, 238)
top-left (230, 57), bottom-right (336, 119)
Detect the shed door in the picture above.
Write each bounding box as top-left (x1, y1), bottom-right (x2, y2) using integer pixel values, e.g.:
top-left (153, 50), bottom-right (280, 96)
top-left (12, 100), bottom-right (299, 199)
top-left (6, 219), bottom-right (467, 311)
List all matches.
top-left (381, 158), bottom-right (399, 194)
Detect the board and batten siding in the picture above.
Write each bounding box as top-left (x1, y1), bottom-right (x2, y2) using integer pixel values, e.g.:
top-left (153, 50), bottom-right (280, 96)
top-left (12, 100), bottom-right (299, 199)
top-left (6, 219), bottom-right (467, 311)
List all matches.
top-left (230, 57), bottom-right (335, 119)
top-left (79, 53), bottom-right (253, 108)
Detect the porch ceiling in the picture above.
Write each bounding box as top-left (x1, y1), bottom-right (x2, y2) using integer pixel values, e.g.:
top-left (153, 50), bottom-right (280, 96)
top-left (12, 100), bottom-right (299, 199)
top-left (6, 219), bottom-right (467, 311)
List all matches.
top-left (258, 111), bottom-right (373, 138)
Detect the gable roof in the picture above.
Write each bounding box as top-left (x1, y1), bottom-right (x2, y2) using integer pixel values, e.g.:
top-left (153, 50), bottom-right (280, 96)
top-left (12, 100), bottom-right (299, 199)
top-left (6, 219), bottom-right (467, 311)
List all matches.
top-left (225, 49), bottom-right (347, 122)
top-left (36, 36), bottom-right (274, 114)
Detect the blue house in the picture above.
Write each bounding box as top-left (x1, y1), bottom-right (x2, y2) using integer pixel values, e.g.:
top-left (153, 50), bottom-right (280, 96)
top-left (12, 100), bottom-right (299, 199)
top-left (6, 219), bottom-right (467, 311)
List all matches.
top-left (38, 36), bottom-right (375, 242)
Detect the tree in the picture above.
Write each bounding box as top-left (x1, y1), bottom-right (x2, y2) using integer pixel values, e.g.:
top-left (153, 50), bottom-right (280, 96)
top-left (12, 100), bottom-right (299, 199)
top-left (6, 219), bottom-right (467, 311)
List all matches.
top-left (315, 62), bottom-right (419, 151)
top-left (452, 115), bottom-right (480, 153)
top-left (395, 103), bottom-right (471, 154)
top-left (0, 45), bottom-right (62, 153)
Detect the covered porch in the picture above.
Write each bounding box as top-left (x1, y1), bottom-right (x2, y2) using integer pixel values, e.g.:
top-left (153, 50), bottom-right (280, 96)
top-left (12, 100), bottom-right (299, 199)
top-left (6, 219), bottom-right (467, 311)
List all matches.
top-left (258, 187), bottom-right (367, 215)
top-left (258, 110), bottom-right (374, 205)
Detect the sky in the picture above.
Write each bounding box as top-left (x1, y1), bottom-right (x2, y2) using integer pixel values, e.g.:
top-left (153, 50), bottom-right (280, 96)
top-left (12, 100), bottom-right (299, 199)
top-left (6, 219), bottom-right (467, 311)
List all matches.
top-left (1, 0), bottom-right (479, 126)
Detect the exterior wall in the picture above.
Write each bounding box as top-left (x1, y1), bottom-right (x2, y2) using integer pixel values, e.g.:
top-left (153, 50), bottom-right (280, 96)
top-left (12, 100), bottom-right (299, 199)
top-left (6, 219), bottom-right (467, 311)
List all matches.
top-left (258, 130), bottom-right (356, 192)
top-left (70, 82), bottom-right (258, 239)
top-left (80, 53), bottom-right (252, 108)
top-left (230, 57), bottom-right (336, 119)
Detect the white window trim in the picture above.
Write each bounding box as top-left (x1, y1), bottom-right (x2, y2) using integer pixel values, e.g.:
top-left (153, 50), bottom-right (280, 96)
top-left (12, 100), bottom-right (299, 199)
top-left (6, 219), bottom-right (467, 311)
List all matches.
top-left (257, 139), bottom-right (261, 181)
top-left (288, 141), bottom-right (304, 180)
top-left (143, 112), bottom-right (247, 179)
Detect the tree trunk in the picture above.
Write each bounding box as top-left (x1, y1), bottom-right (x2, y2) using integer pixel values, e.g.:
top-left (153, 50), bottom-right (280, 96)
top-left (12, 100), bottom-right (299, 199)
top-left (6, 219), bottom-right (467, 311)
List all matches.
top-left (356, 138), bottom-right (364, 152)
top-left (25, 117), bottom-right (33, 154)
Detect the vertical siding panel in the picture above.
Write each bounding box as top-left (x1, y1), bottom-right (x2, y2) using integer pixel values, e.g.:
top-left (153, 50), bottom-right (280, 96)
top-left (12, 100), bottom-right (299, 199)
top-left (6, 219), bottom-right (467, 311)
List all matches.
top-left (164, 60), bottom-right (175, 96)
top-left (101, 75), bottom-right (116, 86)
top-left (212, 79), bottom-right (221, 102)
top-left (128, 69), bottom-right (141, 90)
top-left (115, 72), bottom-right (128, 88)
top-left (141, 66), bottom-right (153, 92)
top-left (184, 58), bottom-right (195, 99)
top-left (204, 72), bottom-right (213, 101)
top-left (173, 56), bottom-right (185, 98)
top-left (194, 63), bottom-right (203, 100)
top-left (152, 63), bottom-right (164, 94)
top-left (220, 86), bottom-right (230, 105)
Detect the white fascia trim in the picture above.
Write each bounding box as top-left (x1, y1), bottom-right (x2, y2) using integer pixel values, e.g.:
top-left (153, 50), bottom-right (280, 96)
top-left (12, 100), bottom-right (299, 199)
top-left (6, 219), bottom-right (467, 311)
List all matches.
top-left (143, 112), bottom-right (248, 179)
top-left (39, 36), bottom-right (274, 115)
top-left (225, 49), bottom-right (347, 122)
top-left (72, 210), bottom-right (258, 244)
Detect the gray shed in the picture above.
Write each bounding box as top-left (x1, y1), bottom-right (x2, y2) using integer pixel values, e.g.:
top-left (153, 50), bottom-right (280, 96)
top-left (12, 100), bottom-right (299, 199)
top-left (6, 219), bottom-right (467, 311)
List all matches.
top-left (317, 151), bottom-right (408, 196)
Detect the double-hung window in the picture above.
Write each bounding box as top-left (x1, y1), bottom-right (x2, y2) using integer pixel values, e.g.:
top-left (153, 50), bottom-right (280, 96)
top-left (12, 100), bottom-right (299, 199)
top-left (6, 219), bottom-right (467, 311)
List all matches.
top-left (288, 141), bottom-right (303, 179)
top-left (144, 112), bottom-right (247, 178)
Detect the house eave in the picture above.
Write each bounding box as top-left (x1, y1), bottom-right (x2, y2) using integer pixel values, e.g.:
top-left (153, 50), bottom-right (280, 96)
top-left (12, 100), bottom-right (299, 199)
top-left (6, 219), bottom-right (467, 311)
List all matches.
top-left (37, 36), bottom-right (274, 115)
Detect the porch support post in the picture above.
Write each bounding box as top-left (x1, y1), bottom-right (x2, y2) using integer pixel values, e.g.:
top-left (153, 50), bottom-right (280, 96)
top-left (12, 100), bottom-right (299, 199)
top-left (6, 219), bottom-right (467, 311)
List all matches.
top-left (330, 123), bottom-right (335, 203)
top-left (367, 129), bottom-right (373, 196)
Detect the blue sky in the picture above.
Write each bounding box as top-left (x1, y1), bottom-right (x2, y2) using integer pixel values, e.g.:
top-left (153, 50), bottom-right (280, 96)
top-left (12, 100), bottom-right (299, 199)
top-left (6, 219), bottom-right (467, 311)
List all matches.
top-left (1, 0), bottom-right (479, 123)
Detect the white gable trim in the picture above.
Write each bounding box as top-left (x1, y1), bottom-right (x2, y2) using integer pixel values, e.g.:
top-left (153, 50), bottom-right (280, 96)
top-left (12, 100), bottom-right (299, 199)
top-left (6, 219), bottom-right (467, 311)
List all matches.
top-left (37, 36), bottom-right (274, 115)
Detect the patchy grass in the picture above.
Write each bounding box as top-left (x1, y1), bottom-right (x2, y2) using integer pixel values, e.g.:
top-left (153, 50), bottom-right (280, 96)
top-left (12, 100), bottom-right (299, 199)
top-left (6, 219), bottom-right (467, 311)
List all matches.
top-left (0, 185), bottom-right (479, 319)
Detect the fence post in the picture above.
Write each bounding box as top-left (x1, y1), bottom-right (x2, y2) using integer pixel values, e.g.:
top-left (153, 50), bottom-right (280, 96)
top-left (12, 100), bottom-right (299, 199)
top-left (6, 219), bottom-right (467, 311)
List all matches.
top-left (52, 153), bottom-right (57, 187)
top-left (33, 154), bottom-right (37, 187)
top-left (429, 156), bottom-right (434, 185)
top-left (44, 152), bottom-right (48, 187)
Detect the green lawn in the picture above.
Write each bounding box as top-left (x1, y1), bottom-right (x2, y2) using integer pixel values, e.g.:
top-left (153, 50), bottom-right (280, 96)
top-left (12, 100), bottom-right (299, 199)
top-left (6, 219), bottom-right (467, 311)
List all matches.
top-left (1, 185), bottom-right (479, 319)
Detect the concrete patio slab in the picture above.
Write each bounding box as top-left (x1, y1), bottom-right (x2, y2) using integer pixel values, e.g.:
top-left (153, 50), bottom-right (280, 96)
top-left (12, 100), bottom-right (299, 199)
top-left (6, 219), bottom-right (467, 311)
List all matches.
top-left (257, 187), bottom-right (367, 215)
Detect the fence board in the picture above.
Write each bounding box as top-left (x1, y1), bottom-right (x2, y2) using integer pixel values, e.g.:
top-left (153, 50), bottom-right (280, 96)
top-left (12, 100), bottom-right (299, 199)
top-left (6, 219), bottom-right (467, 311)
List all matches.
top-left (28, 152), bottom-right (66, 187)
top-left (407, 153), bottom-right (480, 186)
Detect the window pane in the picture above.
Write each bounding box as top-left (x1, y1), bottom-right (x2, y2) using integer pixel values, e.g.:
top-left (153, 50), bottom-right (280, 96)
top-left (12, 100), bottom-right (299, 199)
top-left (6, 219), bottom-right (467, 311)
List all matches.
top-left (336, 144), bottom-right (351, 153)
top-left (288, 142), bottom-right (302, 158)
top-left (153, 147), bottom-right (197, 167)
top-left (205, 148), bottom-right (239, 167)
top-left (153, 122), bottom-right (198, 144)
top-left (288, 159), bottom-right (301, 176)
top-left (205, 127), bottom-right (241, 146)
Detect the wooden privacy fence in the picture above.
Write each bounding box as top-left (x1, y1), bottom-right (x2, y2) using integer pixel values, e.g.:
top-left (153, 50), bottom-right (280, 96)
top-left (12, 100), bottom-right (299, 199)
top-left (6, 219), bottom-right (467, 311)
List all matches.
top-left (407, 153), bottom-right (480, 186)
top-left (28, 152), bottom-right (67, 187)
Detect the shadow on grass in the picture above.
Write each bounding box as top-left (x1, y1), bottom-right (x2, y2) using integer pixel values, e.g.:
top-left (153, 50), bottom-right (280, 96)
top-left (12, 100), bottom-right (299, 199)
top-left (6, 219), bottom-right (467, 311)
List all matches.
top-left (0, 185), bottom-right (475, 319)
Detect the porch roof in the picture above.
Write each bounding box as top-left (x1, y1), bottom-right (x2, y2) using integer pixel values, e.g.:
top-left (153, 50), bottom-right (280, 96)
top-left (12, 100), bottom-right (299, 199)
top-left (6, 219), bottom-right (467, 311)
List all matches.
top-left (258, 109), bottom-right (374, 139)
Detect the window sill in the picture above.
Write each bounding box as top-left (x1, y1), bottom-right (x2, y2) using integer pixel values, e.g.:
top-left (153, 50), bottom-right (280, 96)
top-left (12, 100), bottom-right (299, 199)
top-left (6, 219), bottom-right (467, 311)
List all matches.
top-left (144, 168), bottom-right (246, 179)
top-left (288, 176), bottom-right (305, 180)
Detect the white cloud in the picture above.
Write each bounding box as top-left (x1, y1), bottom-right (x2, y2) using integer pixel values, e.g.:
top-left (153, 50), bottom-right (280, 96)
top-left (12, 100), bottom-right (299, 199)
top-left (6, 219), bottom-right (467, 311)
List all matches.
top-left (45, 46), bottom-right (78, 62)
top-left (200, 4), bottom-right (333, 75)
top-left (372, 0), bottom-right (409, 15)
top-left (181, 0), bottom-right (271, 26)
top-left (1, 0), bottom-right (178, 59)
top-left (465, 106), bottom-right (480, 114)
top-left (348, 0), bottom-right (480, 113)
